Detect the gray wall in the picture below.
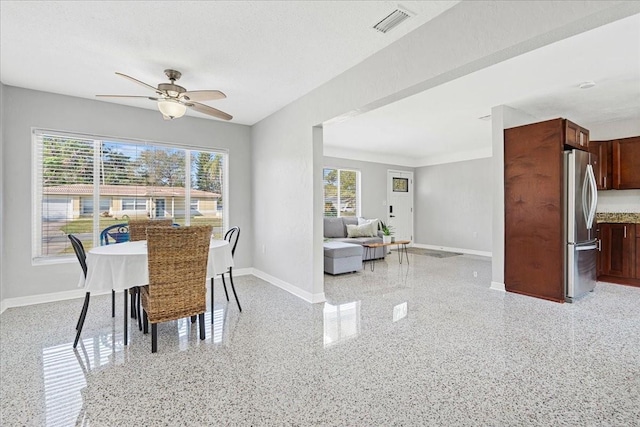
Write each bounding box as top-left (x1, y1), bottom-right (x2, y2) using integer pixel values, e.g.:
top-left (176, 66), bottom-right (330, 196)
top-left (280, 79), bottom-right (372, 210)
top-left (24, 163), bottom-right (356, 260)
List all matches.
top-left (1, 86), bottom-right (252, 301)
top-left (323, 156), bottom-right (414, 221)
top-left (0, 83), bottom-right (5, 306)
top-left (414, 158), bottom-right (492, 253)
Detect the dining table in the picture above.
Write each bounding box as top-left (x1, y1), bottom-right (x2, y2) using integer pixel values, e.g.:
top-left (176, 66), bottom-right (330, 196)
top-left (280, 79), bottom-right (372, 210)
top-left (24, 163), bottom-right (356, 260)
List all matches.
top-left (77, 239), bottom-right (234, 345)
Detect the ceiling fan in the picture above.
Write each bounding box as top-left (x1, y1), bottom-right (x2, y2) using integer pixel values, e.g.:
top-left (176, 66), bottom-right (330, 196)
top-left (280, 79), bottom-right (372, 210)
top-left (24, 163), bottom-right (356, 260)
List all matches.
top-left (96, 69), bottom-right (232, 121)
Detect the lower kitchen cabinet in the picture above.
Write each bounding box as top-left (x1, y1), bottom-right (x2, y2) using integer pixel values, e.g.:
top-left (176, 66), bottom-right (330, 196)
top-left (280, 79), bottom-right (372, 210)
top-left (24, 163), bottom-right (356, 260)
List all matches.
top-left (637, 224), bottom-right (640, 279)
top-left (598, 222), bottom-right (639, 286)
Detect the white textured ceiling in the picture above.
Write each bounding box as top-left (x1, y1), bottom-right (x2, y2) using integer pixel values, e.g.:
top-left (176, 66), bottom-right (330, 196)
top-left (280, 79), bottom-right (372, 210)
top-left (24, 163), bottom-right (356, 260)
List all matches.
top-left (324, 13), bottom-right (640, 166)
top-left (2, 2), bottom-right (637, 168)
top-left (0, 0), bottom-right (459, 125)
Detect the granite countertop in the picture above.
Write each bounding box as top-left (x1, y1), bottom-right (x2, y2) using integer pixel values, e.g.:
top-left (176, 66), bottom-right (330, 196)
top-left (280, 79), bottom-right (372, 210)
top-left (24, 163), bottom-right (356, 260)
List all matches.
top-left (596, 212), bottom-right (640, 224)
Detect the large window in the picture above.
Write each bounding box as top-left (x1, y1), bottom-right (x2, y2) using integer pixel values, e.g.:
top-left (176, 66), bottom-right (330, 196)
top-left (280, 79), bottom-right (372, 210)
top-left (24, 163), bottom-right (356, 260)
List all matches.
top-left (33, 129), bottom-right (227, 262)
top-left (323, 167), bottom-right (360, 217)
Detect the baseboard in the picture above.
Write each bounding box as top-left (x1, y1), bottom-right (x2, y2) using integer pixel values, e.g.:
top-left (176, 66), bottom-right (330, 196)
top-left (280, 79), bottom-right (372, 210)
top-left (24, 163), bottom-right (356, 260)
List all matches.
top-left (0, 288), bottom-right (111, 313)
top-left (252, 269), bottom-right (326, 304)
top-left (227, 267), bottom-right (253, 277)
top-left (412, 243), bottom-right (492, 258)
top-left (490, 281), bottom-right (506, 292)
top-left (0, 268), bottom-right (324, 314)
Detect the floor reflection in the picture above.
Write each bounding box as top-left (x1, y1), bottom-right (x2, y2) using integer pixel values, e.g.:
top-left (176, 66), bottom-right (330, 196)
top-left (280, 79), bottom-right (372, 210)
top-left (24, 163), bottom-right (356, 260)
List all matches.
top-left (323, 301), bottom-right (361, 347)
top-left (42, 309), bottom-right (229, 426)
top-left (43, 336), bottom-right (113, 427)
top-left (393, 302), bottom-right (408, 322)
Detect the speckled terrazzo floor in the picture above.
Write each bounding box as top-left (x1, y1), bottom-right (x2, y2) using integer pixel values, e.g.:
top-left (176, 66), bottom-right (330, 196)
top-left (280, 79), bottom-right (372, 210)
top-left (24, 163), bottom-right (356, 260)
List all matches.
top-left (1, 253), bottom-right (639, 426)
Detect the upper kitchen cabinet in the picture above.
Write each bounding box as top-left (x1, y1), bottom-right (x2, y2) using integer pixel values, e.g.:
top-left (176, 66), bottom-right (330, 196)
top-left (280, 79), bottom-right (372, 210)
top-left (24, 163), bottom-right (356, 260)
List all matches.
top-left (589, 140), bottom-right (612, 190)
top-left (565, 120), bottom-right (589, 151)
top-left (612, 136), bottom-right (640, 189)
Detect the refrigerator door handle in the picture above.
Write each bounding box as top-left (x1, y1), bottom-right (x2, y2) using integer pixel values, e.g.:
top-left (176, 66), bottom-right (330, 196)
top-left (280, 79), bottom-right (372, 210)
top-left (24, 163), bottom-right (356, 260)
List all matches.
top-left (585, 164), bottom-right (598, 230)
top-left (576, 243), bottom-right (598, 251)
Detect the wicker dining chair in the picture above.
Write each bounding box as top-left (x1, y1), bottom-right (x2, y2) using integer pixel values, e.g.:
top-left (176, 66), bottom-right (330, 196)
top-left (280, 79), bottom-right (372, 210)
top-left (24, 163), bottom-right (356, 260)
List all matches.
top-left (127, 218), bottom-right (174, 329)
top-left (128, 218), bottom-right (173, 241)
top-left (141, 225), bottom-right (212, 353)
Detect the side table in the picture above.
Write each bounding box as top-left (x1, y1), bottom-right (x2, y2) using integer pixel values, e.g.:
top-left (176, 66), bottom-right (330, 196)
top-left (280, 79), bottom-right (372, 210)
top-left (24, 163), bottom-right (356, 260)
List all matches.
top-left (362, 240), bottom-right (410, 271)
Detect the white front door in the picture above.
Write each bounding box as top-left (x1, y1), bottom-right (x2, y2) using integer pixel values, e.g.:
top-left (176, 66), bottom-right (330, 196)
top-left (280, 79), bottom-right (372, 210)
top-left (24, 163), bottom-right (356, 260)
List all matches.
top-left (387, 170), bottom-right (413, 242)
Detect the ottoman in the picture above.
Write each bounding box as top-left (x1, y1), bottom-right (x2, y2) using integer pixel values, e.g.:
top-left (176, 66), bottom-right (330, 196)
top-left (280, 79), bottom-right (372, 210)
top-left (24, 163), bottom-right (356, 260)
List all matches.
top-left (323, 241), bottom-right (363, 275)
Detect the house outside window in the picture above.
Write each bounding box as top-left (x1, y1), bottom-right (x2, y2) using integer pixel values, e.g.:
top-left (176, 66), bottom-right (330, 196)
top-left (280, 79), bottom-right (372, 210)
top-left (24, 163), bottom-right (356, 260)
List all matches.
top-left (33, 129), bottom-right (227, 262)
top-left (323, 167), bottom-right (360, 217)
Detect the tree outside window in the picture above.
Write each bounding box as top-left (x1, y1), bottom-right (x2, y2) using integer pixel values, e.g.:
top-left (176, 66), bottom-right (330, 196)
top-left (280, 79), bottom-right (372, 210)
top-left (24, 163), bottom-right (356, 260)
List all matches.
top-left (34, 130), bottom-right (227, 261)
top-left (323, 168), bottom-right (359, 217)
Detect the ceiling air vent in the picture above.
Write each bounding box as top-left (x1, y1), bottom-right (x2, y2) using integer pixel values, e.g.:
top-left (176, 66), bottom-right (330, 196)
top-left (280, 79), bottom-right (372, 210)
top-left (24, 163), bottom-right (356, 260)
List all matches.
top-left (373, 8), bottom-right (413, 34)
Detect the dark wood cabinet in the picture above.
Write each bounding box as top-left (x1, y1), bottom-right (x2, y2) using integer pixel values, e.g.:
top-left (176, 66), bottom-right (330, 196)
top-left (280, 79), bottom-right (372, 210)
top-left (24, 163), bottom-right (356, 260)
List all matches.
top-left (597, 222), bottom-right (639, 287)
top-left (612, 136), bottom-right (640, 189)
top-left (565, 120), bottom-right (589, 151)
top-left (589, 140), bottom-right (612, 190)
top-left (596, 224), bottom-right (606, 277)
top-left (504, 118), bottom-right (579, 303)
top-left (637, 224), bottom-right (640, 279)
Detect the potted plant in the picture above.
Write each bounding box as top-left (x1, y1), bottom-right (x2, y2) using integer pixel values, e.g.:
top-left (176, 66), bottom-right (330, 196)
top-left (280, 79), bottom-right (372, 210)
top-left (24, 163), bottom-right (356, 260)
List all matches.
top-left (380, 221), bottom-right (394, 244)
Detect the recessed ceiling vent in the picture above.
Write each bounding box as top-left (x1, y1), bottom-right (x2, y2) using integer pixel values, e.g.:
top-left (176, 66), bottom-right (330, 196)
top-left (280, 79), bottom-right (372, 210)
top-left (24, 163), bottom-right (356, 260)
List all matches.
top-left (373, 8), bottom-right (413, 34)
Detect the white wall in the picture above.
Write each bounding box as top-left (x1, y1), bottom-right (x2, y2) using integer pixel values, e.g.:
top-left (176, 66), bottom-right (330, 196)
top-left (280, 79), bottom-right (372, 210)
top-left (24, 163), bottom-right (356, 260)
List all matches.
top-left (490, 105), bottom-right (539, 291)
top-left (1, 86), bottom-right (252, 304)
top-left (414, 158), bottom-right (492, 255)
top-left (323, 156), bottom-right (414, 221)
top-left (0, 83), bottom-right (5, 311)
top-left (251, 1), bottom-right (637, 302)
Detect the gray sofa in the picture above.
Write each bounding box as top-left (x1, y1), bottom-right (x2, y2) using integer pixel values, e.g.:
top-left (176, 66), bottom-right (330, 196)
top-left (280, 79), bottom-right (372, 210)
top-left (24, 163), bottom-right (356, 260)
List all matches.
top-left (323, 216), bottom-right (385, 261)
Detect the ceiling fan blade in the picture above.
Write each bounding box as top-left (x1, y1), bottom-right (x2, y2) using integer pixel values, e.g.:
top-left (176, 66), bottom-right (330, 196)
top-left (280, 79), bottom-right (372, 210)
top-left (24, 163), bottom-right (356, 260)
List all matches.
top-left (115, 72), bottom-right (162, 95)
top-left (186, 101), bottom-right (233, 121)
top-left (181, 90), bottom-right (226, 102)
top-left (96, 95), bottom-right (159, 101)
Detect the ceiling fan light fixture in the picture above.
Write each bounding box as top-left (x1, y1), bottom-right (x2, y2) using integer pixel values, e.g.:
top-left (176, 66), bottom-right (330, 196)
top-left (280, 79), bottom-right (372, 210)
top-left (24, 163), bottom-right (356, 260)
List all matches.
top-left (157, 99), bottom-right (186, 119)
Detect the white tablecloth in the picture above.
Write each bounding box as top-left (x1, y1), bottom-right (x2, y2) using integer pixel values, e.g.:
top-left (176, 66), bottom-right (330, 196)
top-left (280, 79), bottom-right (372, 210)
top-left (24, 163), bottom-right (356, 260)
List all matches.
top-left (79, 240), bottom-right (234, 293)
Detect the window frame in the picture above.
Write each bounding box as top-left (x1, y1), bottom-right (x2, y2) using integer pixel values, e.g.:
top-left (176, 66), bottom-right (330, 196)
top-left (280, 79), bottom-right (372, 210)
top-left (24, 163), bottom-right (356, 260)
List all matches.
top-left (322, 166), bottom-right (361, 218)
top-left (32, 128), bottom-right (229, 265)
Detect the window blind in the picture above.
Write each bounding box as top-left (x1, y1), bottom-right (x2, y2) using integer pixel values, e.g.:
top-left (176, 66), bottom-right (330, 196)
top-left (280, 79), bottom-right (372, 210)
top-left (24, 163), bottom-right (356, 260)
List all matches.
top-left (323, 167), bottom-right (360, 218)
top-left (32, 129), bottom-right (227, 263)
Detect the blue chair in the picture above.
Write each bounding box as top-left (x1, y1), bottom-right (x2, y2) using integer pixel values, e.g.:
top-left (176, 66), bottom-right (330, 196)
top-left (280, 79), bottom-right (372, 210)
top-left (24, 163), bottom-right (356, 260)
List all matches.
top-left (100, 223), bottom-right (130, 246)
top-left (100, 223), bottom-right (130, 318)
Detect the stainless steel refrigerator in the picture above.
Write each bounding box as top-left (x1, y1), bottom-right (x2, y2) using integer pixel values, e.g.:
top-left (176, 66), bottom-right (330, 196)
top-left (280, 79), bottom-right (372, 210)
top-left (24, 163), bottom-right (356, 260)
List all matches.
top-left (564, 149), bottom-right (598, 302)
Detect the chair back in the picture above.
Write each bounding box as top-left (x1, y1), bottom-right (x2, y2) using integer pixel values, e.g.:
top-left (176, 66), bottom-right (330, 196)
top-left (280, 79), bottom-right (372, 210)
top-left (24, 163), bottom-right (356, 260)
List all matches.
top-left (100, 223), bottom-right (130, 245)
top-left (224, 226), bottom-right (240, 257)
top-left (68, 234), bottom-right (88, 278)
top-left (128, 219), bottom-right (173, 241)
top-left (144, 225), bottom-right (212, 323)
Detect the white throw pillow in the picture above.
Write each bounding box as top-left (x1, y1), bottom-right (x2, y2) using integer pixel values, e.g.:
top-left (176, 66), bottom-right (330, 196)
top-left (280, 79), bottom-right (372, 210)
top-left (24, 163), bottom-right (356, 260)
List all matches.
top-left (358, 217), bottom-right (379, 236)
top-left (368, 218), bottom-right (379, 235)
top-left (346, 223), bottom-right (375, 238)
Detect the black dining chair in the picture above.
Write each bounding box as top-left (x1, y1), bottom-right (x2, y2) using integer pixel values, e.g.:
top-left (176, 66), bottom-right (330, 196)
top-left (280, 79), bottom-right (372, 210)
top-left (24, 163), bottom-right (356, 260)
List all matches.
top-left (211, 226), bottom-right (242, 320)
top-left (69, 234), bottom-right (90, 349)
